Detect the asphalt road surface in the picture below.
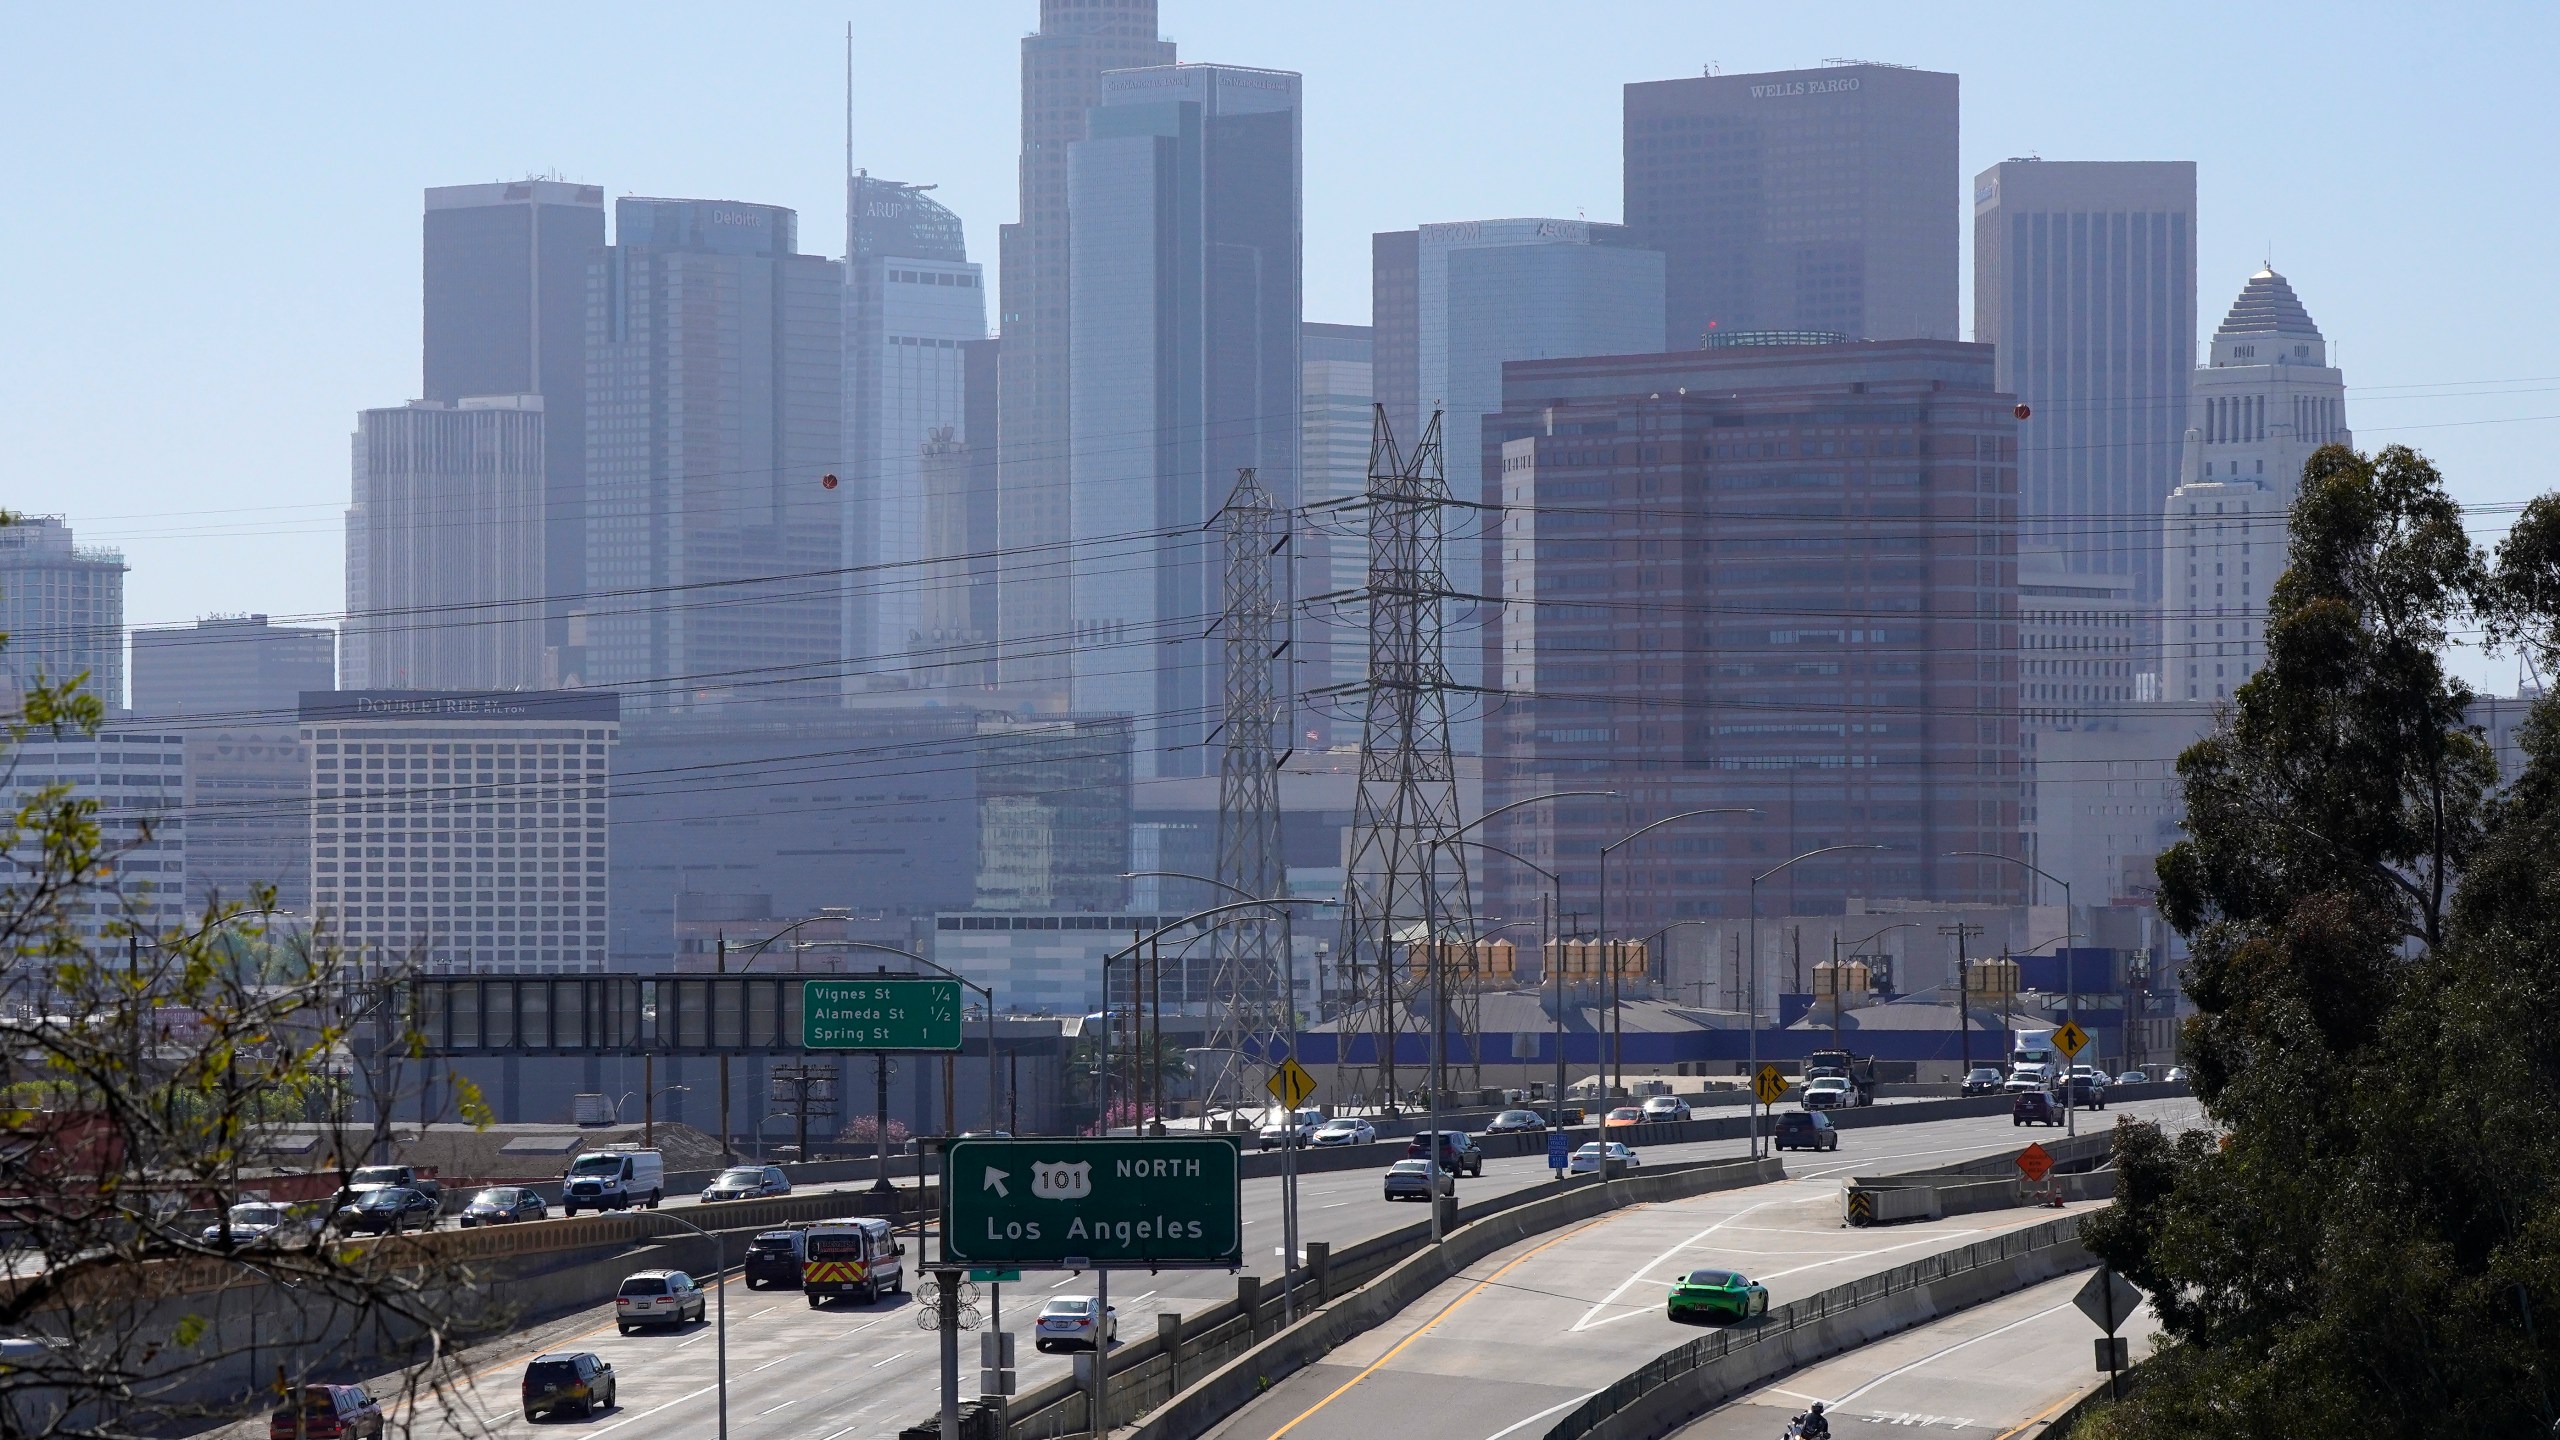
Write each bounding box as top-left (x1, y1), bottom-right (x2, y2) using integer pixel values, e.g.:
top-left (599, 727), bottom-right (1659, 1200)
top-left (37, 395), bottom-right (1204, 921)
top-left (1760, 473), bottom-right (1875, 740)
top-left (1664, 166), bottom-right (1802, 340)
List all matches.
top-left (1665, 1267), bottom-right (2161, 1438)
top-left (232, 1098), bottom-right (2196, 1440)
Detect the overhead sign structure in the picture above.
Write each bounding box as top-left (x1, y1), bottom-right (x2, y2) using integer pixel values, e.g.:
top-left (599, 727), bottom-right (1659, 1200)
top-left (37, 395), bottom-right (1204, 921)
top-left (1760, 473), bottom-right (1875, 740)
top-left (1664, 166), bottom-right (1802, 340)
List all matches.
top-left (1266, 1058), bottom-right (1318, 1111)
top-left (801, 978), bottom-right (963, 1051)
top-left (942, 1137), bottom-right (1242, 1271)
top-left (2016, 1141), bottom-right (2055, 1183)
top-left (2051, 1020), bottom-right (2091, 1059)
top-left (1752, 1064), bottom-right (1789, 1106)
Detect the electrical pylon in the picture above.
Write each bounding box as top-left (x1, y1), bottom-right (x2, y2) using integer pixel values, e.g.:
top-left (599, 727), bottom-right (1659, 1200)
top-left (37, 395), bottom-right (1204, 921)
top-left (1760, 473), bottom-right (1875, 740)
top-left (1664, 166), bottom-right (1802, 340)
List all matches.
top-left (1335, 408), bottom-right (1473, 1113)
top-left (1204, 469), bottom-right (1291, 1113)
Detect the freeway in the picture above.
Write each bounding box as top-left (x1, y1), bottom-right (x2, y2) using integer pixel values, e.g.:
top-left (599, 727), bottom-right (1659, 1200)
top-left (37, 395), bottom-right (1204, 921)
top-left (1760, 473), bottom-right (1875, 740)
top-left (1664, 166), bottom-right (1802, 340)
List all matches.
top-left (215, 1098), bottom-right (2193, 1440)
top-left (1666, 1268), bottom-right (2161, 1437)
top-left (1198, 1097), bottom-right (2199, 1440)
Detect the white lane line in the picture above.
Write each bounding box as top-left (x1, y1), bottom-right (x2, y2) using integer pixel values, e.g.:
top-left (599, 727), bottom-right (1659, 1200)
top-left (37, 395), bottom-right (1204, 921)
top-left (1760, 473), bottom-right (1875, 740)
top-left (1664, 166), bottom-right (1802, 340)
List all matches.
top-left (758, 1398), bottom-right (800, 1415)
top-left (677, 1330), bottom-right (712, 1348)
top-left (1478, 1391), bottom-right (1601, 1440)
top-left (1569, 1197), bottom-right (1790, 1332)
top-left (1321, 1201), bottom-right (1349, 1209)
top-left (1048, 1273), bottom-right (1077, 1289)
top-left (817, 1425), bottom-right (866, 1440)
top-left (585, 1382), bottom-right (716, 1436)
top-left (870, 1351), bottom-right (908, 1367)
top-left (1832, 1299), bottom-right (2077, 1404)
top-left (751, 1352), bottom-right (796, 1371)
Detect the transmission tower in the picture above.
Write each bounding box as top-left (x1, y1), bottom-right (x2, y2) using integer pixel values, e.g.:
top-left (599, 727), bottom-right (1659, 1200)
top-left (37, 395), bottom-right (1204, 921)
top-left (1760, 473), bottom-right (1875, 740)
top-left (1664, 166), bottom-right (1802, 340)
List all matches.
top-left (1335, 408), bottom-right (1473, 1113)
top-left (1204, 469), bottom-right (1292, 1113)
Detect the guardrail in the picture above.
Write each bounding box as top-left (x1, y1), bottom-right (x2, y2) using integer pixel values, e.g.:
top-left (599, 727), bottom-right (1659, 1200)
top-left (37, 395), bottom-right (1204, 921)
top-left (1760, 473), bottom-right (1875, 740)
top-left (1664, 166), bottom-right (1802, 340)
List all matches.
top-left (1542, 1213), bottom-right (2090, 1440)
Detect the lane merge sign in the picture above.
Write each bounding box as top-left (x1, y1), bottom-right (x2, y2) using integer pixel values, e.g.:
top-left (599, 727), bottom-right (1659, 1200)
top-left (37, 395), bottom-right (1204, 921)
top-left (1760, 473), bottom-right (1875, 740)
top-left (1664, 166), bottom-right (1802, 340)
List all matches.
top-left (1752, 1064), bottom-right (1789, 1106)
top-left (1266, 1058), bottom-right (1318, 1110)
top-left (801, 978), bottom-right (963, 1051)
top-left (942, 1137), bottom-right (1242, 1270)
top-left (2051, 1020), bottom-right (2090, 1059)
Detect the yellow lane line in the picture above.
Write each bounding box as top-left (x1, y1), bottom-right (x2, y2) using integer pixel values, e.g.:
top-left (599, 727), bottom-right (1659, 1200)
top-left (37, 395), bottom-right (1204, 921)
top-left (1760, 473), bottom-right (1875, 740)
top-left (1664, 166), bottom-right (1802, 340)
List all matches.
top-left (1264, 1207), bottom-right (1643, 1440)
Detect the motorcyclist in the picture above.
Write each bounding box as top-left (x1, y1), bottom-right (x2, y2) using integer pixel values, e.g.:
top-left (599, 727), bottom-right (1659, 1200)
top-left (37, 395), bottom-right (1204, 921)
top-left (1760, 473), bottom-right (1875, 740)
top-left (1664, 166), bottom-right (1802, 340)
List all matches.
top-left (1791, 1401), bottom-right (1831, 1439)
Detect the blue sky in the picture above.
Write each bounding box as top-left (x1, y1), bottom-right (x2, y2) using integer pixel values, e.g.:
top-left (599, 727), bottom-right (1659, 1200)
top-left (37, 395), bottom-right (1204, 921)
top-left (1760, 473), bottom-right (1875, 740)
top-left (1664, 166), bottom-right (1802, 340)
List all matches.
top-left (4, 2), bottom-right (2553, 692)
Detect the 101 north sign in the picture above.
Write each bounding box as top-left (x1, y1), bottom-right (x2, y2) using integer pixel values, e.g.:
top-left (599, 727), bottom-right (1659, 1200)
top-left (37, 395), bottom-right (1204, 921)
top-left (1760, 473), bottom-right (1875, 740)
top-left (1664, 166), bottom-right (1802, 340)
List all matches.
top-left (941, 1137), bottom-right (1242, 1270)
top-left (800, 978), bottom-right (963, 1051)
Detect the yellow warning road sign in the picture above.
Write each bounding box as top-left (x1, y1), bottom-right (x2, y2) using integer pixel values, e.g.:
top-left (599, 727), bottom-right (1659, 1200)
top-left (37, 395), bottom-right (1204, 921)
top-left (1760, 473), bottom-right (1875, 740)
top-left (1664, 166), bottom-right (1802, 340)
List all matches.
top-left (2052, 1020), bottom-right (2091, 1059)
top-left (1266, 1058), bottom-right (1318, 1110)
top-left (1751, 1064), bottom-right (1788, 1106)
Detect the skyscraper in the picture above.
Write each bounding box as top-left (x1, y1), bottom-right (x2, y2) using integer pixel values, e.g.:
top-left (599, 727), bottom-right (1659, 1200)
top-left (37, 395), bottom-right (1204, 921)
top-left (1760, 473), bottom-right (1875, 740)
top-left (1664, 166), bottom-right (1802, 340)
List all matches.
top-left (1067, 61), bottom-right (1303, 779)
top-left (1973, 159), bottom-right (2197, 608)
top-left (130, 616), bottom-right (332, 914)
top-left (1302, 322), bottom-right (1373, 705)
top-left (343, 396), bottom-right (548, 692)
top-left (1624, 63), bottom-right (1959, 349)
top-left (842, 176), bottom-right (986, 679)
top-left (422, 181), bottom-right (607, 662)
top-left (912, 337), bottom-right (1003, 688)
top-left (996, 0), bottom-right (1176, 696)
top-left (131, 615), bottom-right (336, 721)
top-left (582, 198), bottom-right (843, 712)
top-left (0, 517), bottom-right (124, 707)
top-left (2162, 268), bottom-right (2349, 701)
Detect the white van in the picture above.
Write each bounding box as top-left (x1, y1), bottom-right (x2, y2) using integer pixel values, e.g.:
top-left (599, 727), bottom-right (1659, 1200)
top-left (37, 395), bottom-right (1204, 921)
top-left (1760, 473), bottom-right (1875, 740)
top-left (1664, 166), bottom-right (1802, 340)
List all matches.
top-left (561, 1148), bottom-right (665, 1214)
top-left (801, 1217), bottom-right (905, 1307)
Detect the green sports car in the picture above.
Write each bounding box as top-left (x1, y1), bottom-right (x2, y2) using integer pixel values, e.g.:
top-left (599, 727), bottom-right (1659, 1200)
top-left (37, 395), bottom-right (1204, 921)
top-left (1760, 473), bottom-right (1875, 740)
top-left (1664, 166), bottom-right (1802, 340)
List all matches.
top-left (1666, 1267), bottom-right (1769, 1323)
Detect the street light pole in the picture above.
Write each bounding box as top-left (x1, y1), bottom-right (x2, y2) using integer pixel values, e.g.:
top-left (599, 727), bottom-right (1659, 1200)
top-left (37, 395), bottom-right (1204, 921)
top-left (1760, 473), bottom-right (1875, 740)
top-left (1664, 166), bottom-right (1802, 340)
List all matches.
top-left (1948, 852), bottom-right (2074, 1136)
top-left (1749, 845), bottom-right (1889, 1160)
top-left (1600, 808), bottom-right (1758, 1098)
top-left (628, 1209), bottom-right (731, 1440)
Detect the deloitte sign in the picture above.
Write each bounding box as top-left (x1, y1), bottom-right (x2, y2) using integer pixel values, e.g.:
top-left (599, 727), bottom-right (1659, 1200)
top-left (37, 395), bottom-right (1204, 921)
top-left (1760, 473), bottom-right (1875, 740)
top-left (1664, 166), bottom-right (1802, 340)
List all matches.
top-left (941, 1137), bottom-right (1241, 1270)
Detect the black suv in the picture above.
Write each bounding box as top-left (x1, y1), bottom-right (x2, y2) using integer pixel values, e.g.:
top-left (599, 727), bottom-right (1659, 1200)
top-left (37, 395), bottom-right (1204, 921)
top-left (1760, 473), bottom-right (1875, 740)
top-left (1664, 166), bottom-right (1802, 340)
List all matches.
top-left (1774, 1110), bottom-right (1839, 1152)
top-left (522, 1352), bottom-right (615, 1421)
top-left (1405, 1130), bottom-right (1484, 1177)
top-left (743, 1228), bottom-right (806, 1290)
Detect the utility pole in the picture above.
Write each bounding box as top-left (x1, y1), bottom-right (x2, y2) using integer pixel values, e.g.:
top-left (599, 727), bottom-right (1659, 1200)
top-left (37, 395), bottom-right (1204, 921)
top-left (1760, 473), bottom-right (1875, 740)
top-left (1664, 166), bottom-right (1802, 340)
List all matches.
top-left (716, 935), bottom-right (732, 1163)
top-left (1204, 469), bottom-right (1292, 1122)
top-left (1940, 923), bottom-right (1984, 1078)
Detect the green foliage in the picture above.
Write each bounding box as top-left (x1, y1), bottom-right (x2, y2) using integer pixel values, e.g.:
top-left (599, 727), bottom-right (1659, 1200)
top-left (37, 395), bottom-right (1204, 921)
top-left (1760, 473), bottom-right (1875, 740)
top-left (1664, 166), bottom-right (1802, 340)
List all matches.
top-left (2087, 445), bottom-right (2560, 1436)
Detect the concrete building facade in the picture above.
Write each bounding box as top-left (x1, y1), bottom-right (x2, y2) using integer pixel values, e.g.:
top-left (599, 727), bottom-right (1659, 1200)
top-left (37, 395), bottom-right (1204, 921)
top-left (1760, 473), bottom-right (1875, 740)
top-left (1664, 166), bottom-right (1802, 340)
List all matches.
top-left (0, 517), bottom-right (124, 707)
top-left (132, 615), bottom-right (335, 723)
top-left (7, 726), bottom-right (185, 945)
top-left (1625, 64), bottom-right (1959, 350)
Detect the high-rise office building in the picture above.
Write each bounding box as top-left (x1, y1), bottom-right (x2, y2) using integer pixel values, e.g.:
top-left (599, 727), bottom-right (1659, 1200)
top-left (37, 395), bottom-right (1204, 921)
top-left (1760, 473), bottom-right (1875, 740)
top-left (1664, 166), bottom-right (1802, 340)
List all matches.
top-left (7, 726), bottom-right (185, 944)
top-left (304, 690), bottom-right (616, 973)
top-left (1483, 339), bottom-right (2024, 936)
top-left (2162, 268), bottom-right (2349, 701)
top-left (132, 616), bottom-right (335, 913)
top-left (343, 396), bottom-right (548, 692)
top-left (1973, 159), bottom-right (2197, 609)
top-left (842, 176), bottom-right (986, 680)
top-left (996, 1), bottom-right (1176, 696)
top-left (132, 615), bottom-right (335, 722)
top-left (1624, 63), bottom-right (1958, 349)
top-left (912, 338), bottom-right (1002, 688)
top-left (422, 181), bottom-right (607, 662)
top-left (1303, 322), bottom-right (1373, 706)
top-left (1067, 62), bottom-right (1303, 779)
top-left (583, 198), bottom-right (843, 712)
top-left (0, 517), bottom-right (124, 707)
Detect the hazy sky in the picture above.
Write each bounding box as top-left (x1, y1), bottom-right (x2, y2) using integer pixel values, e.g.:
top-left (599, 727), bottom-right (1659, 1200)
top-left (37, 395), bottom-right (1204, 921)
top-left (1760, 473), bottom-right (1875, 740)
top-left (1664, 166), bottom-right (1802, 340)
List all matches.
top-left (5, 3), bottom-right (2554, 692)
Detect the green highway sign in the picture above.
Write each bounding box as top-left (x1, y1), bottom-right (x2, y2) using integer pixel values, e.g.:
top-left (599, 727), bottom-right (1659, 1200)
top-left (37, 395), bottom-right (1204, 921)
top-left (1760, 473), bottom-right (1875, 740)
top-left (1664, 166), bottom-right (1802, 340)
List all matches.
top-left (800, 978), bottom-right (963, 1051)
top-left (941, 1137), bottom-right (1242, 1270)
top-left (969, 1268), bottom-right (1021, 1284)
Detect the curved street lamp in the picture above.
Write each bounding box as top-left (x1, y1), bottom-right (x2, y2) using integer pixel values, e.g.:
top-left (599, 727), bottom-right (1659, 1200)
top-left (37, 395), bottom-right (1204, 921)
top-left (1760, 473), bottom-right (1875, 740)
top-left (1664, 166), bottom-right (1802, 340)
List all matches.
top-left (1827, 921), bottom-right (1923, 1058)
top-left (1749, 844), bottom-right (1890, 1159)
top-left (1599, 808), bottom-right (1759, 1097)
top-left (1948, 851), bottom-right (2077, 1136)
top-left (703, 912), bottom-right (846, 1162)
top-left (791, 939), bottom-right (1001, 1186)
top-left (1437, 837), bottom-right (1572, 1139)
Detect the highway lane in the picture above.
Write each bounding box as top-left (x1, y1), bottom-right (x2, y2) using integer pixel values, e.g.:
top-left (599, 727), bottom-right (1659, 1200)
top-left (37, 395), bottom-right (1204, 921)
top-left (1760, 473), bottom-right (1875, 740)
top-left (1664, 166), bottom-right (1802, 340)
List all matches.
top-left (1197, 1098), bottom-right (2200, 1440)
top-left (1666, 1268), bottom-right (2161, 1438)
top-left (225, 1099), bottom-right (2194, 1440)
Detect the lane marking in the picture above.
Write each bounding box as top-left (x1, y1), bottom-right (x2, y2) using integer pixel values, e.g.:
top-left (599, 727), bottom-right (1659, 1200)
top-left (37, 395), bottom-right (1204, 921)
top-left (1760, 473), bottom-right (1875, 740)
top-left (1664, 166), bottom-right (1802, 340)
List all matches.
top-left (1477, 1391), bottom-right (1601, 1440)
top-left (1569, 1198), bottom-right (1789, 1332)
top-left (1835, 1300), bottom-right (2076, 1406)
top-left (585, 1382), bottom-right (717, 1436)
top-left (1262, 1208), bottom-right (1636, 1440)
top-left (871, 1351), bottom-right (908, 1368)
top-left (759, 1398), bottom-right (800, 1415)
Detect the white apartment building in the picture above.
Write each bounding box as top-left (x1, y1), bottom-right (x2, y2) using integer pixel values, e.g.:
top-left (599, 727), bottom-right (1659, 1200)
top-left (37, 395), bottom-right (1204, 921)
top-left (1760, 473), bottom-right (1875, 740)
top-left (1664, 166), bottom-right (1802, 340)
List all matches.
top-left (303, 691), bottom-right (616, 973)
top-left (2162, 268), bottom-right (2349, 701)
top-left (8, 726), bottom-right (187, 947)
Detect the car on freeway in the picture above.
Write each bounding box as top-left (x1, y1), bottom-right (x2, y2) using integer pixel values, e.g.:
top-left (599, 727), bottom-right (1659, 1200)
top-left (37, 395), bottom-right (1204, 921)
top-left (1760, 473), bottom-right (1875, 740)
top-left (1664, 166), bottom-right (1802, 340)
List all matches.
top-left (2117, 1070), bottom-right (2151, 1085)
top-left (338, 1186), bottom-right (439, 1234)
top-left (1801, 1077), bottom-right (1854, 1112)
top-left (1773, 1110), bottom-right (1839, 1152)
top-left (956, 1129), bottom-right (1014, 1139)
top-left (615, 1269), bottom-right (707, 1333)
top-left (1034, 1296), bottom-right (1118, 1352)
top-left (1568, 1141), bottom-right (1641, 1175)
top-left (2165, 1066), bottom-right (2189, 1085)
top-left (1383, 1158), bottom-right (1456, 1202)
top-left (521, 1353), bottom-right (614, 1421)
top-left (203, 1201), bottom-right (321, 1249)
top-left (2012, 1089), bottom-right (2066, 1127)
top-left (1555, 1104), bottom-right (1588, 1125)
top-left (701, 1165), bottom-right (791, 1202)
top-left (1639, 1095), bottom-right (1693, 1123)
top-left (1259, 1108), bottom-right (1327, 1150)
top-left (458, 1187), bottom-right (547, 1227)
top-left (1602, 1105), bottom-right (1644, 1132)
top-left (2060, 1073), bottom-right (2109, 1110)
top-left (1665, 1267), bottom-right (1769, 1323)
top-left (2002, 1069), bottom-right (2052, 1095)
top-left (742, 1229), bottom-right (807, 1289)
top-left (1309, 1117), bottom-right (1376, 1147)
top-left (1406, 1130), bottom-right (1485, 1176)
top-left (1961, 1066), bottom-right (2005, 1096)
top-left (1484, 1109), bottom-right (1547, 1135)
top-left (269, 1383), bottom-right (382, 1439)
